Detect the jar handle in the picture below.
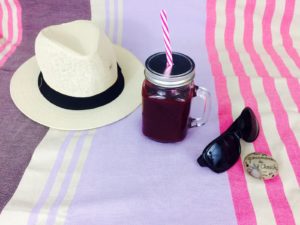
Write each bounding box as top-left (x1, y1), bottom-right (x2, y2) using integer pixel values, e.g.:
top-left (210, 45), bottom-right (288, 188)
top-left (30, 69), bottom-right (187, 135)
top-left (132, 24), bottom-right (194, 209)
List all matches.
top-left (188, 86), bottom-right (211, 128)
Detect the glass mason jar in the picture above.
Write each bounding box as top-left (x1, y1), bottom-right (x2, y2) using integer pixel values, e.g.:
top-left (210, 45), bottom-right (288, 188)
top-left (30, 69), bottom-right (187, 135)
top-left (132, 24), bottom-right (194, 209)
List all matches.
top-left (142, 52), bottom-right (211, 143)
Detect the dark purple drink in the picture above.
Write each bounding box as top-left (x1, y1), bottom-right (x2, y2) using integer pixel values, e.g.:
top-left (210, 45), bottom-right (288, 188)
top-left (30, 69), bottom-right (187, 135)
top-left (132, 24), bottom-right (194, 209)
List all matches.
top-left (142, 80), bottom-right (194, 142)
top-left (142, 52), bottom-right (210, 143)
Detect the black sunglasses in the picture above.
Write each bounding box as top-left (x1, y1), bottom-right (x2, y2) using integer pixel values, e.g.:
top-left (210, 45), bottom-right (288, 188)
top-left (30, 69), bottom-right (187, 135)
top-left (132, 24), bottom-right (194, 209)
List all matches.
top-left (197, 107), bottom-right (259, 173)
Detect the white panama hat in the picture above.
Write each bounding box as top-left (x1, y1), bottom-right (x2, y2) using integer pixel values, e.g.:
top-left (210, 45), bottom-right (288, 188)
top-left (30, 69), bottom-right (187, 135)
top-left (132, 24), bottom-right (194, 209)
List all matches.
top-left (10, 20), bottom-right (144, 130)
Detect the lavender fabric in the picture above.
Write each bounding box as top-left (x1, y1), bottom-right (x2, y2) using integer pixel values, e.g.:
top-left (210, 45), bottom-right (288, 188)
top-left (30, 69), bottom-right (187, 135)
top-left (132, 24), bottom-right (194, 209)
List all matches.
top-left (1, 0), bottom-right (238, 224)
top-left (65, 1), bottom-right (237, 224)
top-left (0, 0), bottom-right (90, 213)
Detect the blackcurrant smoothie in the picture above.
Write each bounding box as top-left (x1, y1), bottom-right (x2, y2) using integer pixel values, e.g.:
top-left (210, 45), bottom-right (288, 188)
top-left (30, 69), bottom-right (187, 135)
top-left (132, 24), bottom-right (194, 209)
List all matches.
top-left (142, 52), bottom-right (212, 143)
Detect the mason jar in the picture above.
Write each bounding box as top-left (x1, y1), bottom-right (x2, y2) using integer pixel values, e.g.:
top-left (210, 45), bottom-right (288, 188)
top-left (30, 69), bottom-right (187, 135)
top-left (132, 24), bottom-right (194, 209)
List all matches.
top-left (142, 52), bottom-right (211, 142)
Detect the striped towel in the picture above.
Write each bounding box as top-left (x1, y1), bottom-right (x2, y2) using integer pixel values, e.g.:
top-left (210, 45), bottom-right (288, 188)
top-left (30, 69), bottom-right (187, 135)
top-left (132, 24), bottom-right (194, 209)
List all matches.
top-left (0, 0), bottom-right (299, 225)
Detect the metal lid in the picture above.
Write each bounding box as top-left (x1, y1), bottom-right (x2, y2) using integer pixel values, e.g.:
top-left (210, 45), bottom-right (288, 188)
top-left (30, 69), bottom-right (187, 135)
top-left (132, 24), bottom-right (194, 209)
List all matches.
top-left (145, 52), bottom-right (195, 88)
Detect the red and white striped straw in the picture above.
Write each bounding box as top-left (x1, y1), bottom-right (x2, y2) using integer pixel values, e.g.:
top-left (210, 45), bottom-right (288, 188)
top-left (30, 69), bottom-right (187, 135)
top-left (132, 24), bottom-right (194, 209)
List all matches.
top-left (160, 9), bottom-right (173, 67)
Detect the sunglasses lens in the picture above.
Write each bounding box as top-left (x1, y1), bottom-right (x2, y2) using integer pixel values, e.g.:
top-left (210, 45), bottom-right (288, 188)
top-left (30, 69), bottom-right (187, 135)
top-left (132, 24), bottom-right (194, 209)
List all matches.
top-left (198, 134), bottom-right (241, 173)
top-left (239, 107), bottom-right (259, 142)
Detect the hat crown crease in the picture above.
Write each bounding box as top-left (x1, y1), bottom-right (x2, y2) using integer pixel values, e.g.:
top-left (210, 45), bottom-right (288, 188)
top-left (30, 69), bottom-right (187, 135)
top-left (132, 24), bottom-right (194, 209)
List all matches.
top-left (35, 20), bottom-right (117, 98)
top-left (40, 22), bottom-right (100, 57)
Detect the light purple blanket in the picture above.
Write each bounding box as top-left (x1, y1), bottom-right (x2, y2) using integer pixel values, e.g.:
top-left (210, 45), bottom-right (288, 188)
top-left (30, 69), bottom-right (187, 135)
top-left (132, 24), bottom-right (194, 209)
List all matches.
top-left (2, 0), bottom-right (299, 224)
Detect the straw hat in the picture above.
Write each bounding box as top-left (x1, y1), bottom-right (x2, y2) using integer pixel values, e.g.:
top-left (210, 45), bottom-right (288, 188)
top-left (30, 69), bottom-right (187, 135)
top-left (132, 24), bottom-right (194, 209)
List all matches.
top-left (10, 20), bottom-right (144, 130)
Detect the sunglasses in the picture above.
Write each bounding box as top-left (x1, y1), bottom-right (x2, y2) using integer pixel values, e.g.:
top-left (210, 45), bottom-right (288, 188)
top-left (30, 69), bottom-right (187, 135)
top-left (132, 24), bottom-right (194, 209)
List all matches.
top-left (197, 107), bottom-right (259, 173)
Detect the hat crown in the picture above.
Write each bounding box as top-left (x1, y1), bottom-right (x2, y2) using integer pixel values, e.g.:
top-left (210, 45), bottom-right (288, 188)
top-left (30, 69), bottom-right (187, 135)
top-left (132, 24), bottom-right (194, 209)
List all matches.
top-left (35, 20), bottom-right (117, 97)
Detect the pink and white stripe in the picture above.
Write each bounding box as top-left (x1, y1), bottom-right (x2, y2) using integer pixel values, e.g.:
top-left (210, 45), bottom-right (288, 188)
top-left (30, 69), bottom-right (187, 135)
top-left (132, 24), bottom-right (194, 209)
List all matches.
top-left (207, 0), bottom-right (300, 224)
top-left (206, 1), bottom-right (257, 224)
top-left (281, 0), bottom-right (300, 70)
top-left (0, 0), bottom-right (22, 68)
top-left (160, 9), bottom-right (173, 67)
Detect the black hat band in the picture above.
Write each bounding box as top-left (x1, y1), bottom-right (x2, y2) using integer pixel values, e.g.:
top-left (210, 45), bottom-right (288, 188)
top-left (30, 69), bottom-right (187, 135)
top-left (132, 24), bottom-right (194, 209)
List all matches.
top-left (38, 65), bottom-right (125, 110)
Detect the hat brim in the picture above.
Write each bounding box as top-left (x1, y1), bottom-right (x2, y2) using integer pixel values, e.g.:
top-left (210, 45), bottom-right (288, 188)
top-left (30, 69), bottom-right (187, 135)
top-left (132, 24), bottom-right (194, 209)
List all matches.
top-left (10, 45), bottom-right (144, 130)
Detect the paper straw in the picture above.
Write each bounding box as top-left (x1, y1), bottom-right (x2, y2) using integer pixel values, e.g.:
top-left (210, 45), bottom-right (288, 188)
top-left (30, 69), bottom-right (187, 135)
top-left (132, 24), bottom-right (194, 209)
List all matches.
top-left (160, 9), bottom-right (173, 67)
